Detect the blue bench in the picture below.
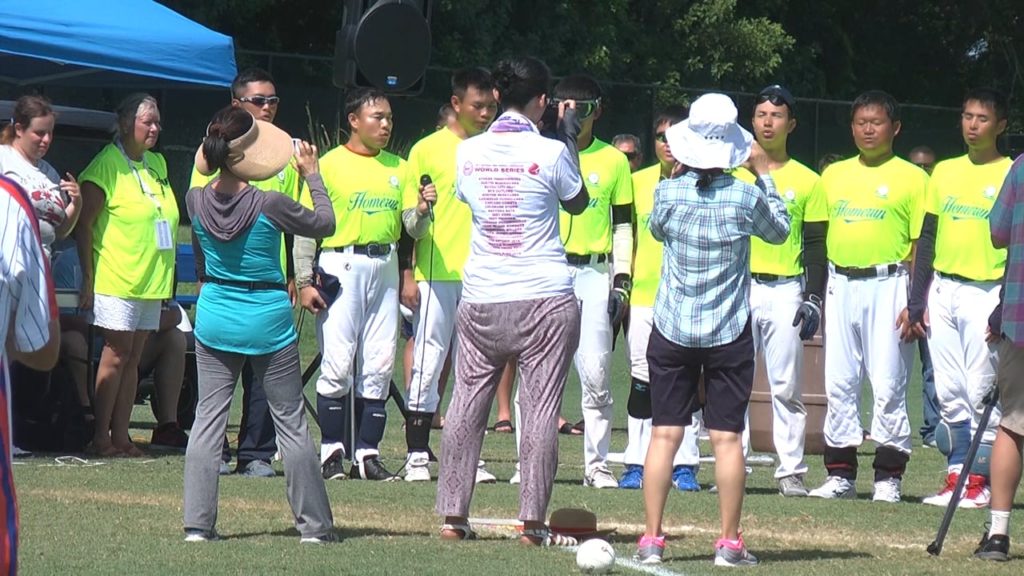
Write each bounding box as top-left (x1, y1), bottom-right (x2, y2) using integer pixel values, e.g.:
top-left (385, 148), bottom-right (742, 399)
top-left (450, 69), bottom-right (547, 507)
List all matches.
top-left (175, 243), bottom-right (199, 309)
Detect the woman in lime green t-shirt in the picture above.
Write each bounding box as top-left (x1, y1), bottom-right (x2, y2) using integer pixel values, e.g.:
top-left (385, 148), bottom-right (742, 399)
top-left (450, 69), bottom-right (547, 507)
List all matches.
top-left (75, 93), bottom-right (179, 458)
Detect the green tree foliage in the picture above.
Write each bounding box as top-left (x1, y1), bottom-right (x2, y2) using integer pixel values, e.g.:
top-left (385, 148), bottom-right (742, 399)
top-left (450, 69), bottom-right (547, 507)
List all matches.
top-left (160, 0), bottom-right (1024, 120)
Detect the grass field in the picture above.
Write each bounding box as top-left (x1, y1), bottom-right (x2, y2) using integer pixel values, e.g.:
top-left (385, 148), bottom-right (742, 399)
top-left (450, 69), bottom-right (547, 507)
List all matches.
top-left (13, 308), bottom-right (1024, 575)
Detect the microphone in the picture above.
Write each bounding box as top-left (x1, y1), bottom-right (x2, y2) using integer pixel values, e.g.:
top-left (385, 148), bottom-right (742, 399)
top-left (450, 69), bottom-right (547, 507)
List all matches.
top-left (420, 174), bottom-right (435, 222)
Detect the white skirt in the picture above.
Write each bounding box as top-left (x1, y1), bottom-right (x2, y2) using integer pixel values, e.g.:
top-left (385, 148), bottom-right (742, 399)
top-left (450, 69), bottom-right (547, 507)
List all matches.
top-left (93, 294), bottom-right (161, 331)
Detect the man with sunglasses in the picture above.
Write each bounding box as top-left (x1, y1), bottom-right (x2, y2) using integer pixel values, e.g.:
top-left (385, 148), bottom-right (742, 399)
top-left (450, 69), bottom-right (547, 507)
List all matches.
top-left (189, 67), bottom-right (299, 478)
top-left (734, 85), bottom-right (824, 497)
top-left (549, 74), bottom-right (634, 489)
top-left (613, 134), bottom-right (643, 173)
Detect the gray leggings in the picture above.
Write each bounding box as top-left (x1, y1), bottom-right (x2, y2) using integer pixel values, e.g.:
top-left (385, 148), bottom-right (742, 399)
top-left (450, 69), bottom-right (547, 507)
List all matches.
top-left (183, 340), bottom-right (334, 538)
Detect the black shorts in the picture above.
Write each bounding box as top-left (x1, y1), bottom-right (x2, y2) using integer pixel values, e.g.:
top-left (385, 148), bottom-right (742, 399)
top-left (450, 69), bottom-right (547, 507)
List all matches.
top-left (646, 321), bottom-right (754, 433)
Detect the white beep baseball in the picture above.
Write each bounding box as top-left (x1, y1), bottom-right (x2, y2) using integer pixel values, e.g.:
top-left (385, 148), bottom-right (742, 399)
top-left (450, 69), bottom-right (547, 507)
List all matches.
top-left (576, 538), bottom-right (616, 573)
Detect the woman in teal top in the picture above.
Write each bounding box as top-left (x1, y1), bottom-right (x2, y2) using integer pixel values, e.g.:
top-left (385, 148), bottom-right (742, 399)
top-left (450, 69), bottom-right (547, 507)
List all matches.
top-left (182, 106), bottom-right (337, 543)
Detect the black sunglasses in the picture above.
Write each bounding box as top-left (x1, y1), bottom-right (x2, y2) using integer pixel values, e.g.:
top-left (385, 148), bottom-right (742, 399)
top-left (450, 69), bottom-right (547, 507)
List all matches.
top-left (757, 93), bottom-right (789, 107)
top-left (654, 132), bottom-right (668, 143)
top-left (553, 98), bottom-right (601, 119)
top-left (239, 95), bottom-right (280, 107)
top-left (622, 151), bottom-right (639, 160)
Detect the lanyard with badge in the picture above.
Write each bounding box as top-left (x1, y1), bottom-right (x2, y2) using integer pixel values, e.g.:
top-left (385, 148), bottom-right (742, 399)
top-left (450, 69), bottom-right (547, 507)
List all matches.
top-left (117, 141), bottom-right (174, 251)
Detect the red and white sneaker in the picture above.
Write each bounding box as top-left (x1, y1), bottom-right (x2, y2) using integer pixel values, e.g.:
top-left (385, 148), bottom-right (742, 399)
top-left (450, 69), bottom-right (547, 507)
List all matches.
top-left (958, 474), bottom-right (991, 509)
top-left (922, 471), bottom-right (960, 507)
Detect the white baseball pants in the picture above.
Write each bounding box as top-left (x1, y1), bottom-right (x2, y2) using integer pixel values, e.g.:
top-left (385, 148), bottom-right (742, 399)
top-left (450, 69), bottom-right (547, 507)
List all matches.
top-left (927, 273), bottom-right (1001, 442)
top-left (407, 280), bottom-right (462, 413)
top-left (750, 278), bottom-right (809, 478)
top-left (314, 249), bottom-right (398, 401)
top-left (823, 266), bottom-right (913, 453)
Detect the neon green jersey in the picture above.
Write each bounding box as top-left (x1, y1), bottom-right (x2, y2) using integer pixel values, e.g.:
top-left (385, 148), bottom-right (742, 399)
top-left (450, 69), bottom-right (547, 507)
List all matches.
top-left (305, 145), bottom-right (407, 246)
top-left (190, 164), bottom-right (301, 274)
top-left (735, 160), bottom-right (821, 276)
top-left (631, 164), bottom-right (666, 307)
top-left (79, 143), bottom-right (180, 299)
top-left (560, 138), bottom-right (633, 254)
top-left (402, 127), bottom-right (470, 281)
top-left (928, 154), bottom-right (1012, 280)
top-left (806, 155), bottom-right (928, 268)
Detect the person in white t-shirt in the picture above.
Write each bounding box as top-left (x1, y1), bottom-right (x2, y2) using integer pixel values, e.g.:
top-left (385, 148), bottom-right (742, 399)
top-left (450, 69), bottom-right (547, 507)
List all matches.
top-left (435, 56), bottom-right (589, 548)
top-left (0, 95), bottom-right (81, 258)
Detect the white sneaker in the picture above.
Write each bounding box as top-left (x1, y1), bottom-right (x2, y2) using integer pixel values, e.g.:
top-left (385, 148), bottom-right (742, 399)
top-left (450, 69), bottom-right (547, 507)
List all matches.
top-left (11, 445), bottom-right (31, 458)
top-left (584, 466), bottom-right (618, 489)
top-left (475, 460), bottom-right (497, 484)
top-left (922, 472), bottom-right (959, 507)
top-left (808, 476), bottom-right (856, 499)
top-left (404, 453), bottom-right (431, 483)
top-left (872, 478), bottom-right (902, 503)
top-left (958, 474), bottom-right (991, 509)
top-left (510, 463), bottom-right (521, 485)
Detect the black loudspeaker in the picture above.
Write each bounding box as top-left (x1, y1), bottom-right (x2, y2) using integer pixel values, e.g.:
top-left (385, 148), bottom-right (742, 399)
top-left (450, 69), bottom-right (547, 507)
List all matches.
top-left (333, 0), bottom-right (432, 94)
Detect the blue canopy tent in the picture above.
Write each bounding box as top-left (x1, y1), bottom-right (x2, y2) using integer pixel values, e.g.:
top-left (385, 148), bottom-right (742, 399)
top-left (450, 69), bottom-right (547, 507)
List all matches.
top-left (0, 0), bottom-right (236, 88)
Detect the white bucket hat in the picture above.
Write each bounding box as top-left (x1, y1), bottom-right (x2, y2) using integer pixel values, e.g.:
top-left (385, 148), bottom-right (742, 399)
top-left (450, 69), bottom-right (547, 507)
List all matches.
top-left (666, 93), bottom-right (753, 170)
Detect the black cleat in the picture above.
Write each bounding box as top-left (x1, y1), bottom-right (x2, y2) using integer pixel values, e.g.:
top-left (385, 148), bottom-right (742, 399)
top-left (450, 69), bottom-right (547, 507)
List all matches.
top-left (975, 532), bottom-right (1010, 562)
top-left (321, 449), bottom-right (347, 480)
top-left (350, 456), bottom-right (398, 481)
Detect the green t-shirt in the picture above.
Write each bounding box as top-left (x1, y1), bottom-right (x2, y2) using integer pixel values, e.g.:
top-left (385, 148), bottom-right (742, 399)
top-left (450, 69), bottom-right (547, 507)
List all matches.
top-left (806, 155), bottom-right (928, 268)
top-left (560, 138), bottom-right (633, 254)
top-left (79, 143), bottom-right (180, 299)
top-left (402, 127), bottom-right (471, 281)
top-left (630, 164), bottom-right (664, 307)
top-left (736, 160), bottom-right (821, 276)
top-left (190, 164), bottom-right (300, 274)
top-left (928, 154), bottom-right (1012, 280)
top-left (305, 145), bottom-right (407, 246)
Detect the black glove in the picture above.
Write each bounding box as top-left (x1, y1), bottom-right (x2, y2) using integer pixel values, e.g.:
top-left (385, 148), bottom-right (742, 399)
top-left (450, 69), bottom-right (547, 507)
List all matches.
top-left (989, 302), bottom-right (1003, 340)
top-left (792, 294), bottom-right (822, 341)
top-left (608, 274), bottom-right (631, 327)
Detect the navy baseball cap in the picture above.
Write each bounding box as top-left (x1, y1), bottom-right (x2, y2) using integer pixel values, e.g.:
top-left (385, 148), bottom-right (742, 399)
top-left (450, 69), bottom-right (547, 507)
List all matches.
top-left (756, 85), bottom-right (796, 111)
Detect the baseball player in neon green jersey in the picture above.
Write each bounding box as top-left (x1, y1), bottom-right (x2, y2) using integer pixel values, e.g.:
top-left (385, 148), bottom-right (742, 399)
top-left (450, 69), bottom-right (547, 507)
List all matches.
top-left (294, 88), bottom-right (409, 482)
top-left (400, 67), bottom-right (499, 484)
top-left (618, 105), bottom-right (702, 492)
top-left (909, 88), bottom-right (1012, 509)
top-left (734, 85), bottom-right (825, 497)
top-left (807, 90), bottom-right (929, 503)
top-left (546, 74), bottom-right (634, 489)
top-left (189, 68), bottom-right (299, 478)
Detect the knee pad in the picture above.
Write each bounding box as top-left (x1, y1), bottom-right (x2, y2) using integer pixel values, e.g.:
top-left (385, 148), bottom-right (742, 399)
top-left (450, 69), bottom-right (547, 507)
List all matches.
top-left (627, 378), bottom-right (652, 419)
top-left (937, 420), bottom-right (971, 466)
top-left (934, 420), bottom-right (952, 457)
top-left (970, 442), bottom-right (993, 477)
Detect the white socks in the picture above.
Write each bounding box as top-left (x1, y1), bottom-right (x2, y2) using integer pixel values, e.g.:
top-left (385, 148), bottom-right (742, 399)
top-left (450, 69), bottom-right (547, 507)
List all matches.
top-left (989, 509), bottom-right (1011, 537)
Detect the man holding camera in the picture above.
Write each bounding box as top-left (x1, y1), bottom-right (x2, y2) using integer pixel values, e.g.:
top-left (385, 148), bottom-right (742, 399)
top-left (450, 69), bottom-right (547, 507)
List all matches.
top-left (550, 74), bottom-right (634, 489)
